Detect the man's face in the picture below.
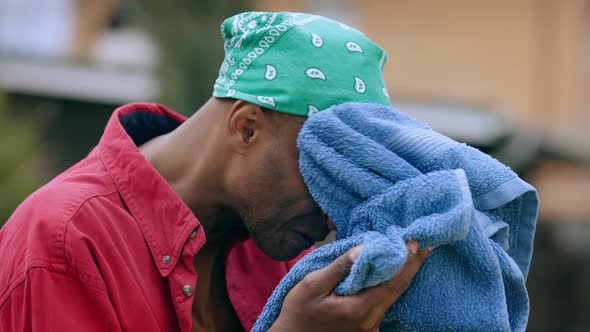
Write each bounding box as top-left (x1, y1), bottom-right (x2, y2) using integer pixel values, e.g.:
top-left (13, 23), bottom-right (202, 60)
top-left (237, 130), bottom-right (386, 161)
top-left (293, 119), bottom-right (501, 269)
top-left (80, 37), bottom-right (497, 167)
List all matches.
top-left (229, 109), bottom-right (330, 261)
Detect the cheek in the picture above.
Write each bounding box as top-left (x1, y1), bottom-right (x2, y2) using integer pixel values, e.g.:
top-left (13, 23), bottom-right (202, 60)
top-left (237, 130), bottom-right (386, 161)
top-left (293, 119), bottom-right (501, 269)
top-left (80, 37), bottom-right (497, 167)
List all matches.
top-left (236, 144), bottom-right (313, 259)
top-left (240, 187), bottom-right (309, 261)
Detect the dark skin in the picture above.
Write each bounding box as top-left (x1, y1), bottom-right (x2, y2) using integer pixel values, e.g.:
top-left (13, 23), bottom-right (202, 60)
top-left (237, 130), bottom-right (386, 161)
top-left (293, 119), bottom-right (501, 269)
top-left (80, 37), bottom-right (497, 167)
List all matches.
top-left (140, 97), bottom-right (431, 331)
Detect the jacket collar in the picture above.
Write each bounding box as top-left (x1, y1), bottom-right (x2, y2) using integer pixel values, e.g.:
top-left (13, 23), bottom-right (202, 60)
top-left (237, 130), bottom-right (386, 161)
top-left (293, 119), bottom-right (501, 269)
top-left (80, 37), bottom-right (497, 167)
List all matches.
top-left (99, 102), bottom-right (205, 276)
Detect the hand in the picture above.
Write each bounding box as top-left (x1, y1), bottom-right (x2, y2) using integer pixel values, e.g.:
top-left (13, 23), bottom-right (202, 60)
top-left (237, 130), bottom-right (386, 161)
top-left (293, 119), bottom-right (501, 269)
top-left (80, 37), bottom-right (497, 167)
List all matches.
top-left (269, 241), bottom-right (432, 332)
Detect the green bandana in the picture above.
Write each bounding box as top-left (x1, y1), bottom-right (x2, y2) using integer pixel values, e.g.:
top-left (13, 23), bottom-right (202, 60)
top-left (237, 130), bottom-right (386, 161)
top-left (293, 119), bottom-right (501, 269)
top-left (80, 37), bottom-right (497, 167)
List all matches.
top-left (212, 12), bottom-right (392, 117)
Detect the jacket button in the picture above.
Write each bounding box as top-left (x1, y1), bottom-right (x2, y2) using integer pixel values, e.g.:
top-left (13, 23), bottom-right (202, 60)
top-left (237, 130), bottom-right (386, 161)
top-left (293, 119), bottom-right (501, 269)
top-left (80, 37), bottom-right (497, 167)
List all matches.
top-left (182, 285), bottom-right (194, 297)
top-left (162, 255), bottom-right (172, 264)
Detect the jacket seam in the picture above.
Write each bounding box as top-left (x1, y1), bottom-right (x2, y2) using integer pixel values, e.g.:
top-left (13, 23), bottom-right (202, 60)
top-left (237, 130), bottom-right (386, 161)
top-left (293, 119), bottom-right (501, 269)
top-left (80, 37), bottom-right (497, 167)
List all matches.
top-left (61, 189), bottom-right (118, 289)
top-left (0, 266), bottom-right (109, 313)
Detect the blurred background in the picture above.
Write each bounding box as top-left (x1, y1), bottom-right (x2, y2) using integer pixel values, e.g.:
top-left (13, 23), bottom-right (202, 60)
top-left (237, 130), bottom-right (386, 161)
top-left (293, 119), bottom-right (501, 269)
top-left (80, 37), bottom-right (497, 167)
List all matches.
top-left (0, 0), bottom-right (588, 330)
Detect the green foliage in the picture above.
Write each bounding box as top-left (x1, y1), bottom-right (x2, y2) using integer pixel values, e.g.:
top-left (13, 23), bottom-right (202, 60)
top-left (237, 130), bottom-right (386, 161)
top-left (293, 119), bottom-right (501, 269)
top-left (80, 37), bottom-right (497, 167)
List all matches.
top-left (0, 1), bottom-right (248, 225)
top-left (136, 0), bottom-right (246, 114)
top-left (0, 92), bottom-right (49, 225)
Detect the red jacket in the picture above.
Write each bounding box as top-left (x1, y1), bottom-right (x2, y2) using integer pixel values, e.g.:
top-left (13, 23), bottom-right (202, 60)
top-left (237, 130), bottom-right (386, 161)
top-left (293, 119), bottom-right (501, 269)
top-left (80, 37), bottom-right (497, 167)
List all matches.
top-left (0, 103), bottom-right (310, 331)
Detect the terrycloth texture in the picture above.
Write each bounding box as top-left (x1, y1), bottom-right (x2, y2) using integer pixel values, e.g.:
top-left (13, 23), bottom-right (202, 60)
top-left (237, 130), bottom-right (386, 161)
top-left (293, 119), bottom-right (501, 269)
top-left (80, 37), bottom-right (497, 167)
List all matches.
top-left (212, 12), bottom-right (391, 116)
top-left (252, 103), bottom-right (538, 332)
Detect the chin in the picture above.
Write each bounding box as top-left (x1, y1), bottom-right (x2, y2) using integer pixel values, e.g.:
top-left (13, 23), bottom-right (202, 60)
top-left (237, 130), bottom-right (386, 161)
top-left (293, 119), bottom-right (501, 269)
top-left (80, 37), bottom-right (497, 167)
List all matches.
top-left (249, 226), bottom-right (313, 261)
top-left (253, 237), bottom-right (304, 261)
top-left (262, 243), bottom-right (303, 261)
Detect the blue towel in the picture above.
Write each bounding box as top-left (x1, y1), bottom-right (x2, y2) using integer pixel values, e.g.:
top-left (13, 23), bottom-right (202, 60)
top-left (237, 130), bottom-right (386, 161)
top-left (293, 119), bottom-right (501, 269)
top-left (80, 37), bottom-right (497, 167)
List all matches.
top-left (252, 102), bottom-right (538, 332)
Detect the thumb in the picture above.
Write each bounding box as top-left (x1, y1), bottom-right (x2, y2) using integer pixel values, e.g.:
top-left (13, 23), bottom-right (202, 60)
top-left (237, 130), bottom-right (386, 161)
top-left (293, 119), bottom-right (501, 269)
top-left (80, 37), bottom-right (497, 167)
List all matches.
top-left (308, 246), bottom-right (362, 294)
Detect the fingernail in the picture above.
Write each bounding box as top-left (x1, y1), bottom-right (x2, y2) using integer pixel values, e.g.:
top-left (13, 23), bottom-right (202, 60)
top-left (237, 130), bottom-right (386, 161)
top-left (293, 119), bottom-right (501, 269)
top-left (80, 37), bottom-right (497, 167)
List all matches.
top-left (409, 241), bottom-right (418, 255)
top-left (350, 246), bottom-right (362, 261)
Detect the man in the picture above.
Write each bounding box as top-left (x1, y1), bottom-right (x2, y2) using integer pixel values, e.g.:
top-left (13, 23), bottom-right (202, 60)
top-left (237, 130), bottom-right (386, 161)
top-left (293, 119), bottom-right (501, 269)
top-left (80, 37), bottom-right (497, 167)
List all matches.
top-left (0, 12), bottom-right (430, 331)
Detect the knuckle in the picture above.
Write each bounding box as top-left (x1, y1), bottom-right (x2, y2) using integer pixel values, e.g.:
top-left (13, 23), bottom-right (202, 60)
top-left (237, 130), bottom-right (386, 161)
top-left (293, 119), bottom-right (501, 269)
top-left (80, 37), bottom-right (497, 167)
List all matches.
top-left (340, 302), bottom-right (366, 322)
top-left (295, 274), bottom-right (323, 296)
top-left (299, 275), bottom-right (318, 291)
top-left (398, 275), bottom-right (412, 290)
top-left (338, 303), bottom-right (358, 319)
top-left (361, 307), bottom-right (387, 331)
top-left (333, 260), bottom-right (351, 279)
top-left (335, 301), bottom-right (382, 331)
top-left (389, 275), bottom-right (412, 294)
top-left (353, 306), bottom-right (370, 321)
top-left (359, 318), bottom-right (378, 332)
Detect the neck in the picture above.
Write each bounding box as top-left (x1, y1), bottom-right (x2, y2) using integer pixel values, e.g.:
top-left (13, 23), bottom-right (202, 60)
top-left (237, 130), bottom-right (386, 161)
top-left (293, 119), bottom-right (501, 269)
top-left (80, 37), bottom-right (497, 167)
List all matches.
top-left (139, 98), bottom-right (247, 247)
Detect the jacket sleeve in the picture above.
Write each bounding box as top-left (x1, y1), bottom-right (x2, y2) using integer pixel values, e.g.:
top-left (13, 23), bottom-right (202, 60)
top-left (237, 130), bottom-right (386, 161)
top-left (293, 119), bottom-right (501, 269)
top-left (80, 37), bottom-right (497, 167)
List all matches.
top-left (0, 267), bottom-right (120, 332)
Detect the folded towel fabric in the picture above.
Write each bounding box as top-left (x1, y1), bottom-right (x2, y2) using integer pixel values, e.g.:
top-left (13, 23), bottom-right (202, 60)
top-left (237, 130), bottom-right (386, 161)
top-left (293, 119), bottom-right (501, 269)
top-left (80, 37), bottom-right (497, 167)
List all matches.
top-left (252, 102), bottom-right (538, 332)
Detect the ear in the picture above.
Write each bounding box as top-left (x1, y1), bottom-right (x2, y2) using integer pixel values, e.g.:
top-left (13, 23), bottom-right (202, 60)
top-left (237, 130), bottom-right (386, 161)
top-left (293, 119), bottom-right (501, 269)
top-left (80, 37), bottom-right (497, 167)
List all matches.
top-left (227, 100), bottom-right (267, 149)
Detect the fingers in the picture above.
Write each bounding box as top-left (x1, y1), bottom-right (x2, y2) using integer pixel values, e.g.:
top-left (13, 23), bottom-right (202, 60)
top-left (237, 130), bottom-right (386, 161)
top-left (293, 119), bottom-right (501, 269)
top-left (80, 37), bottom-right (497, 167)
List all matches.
top-left (324, 241), bottom-right (430, 332)
top-left (384, 241), bottom-right (432, 300)
top-left (301, 246), bottom-right (362, 295)
top-left (359, 241), bottom-right (432, 310)
top-left (293, 241), bottom-right (430, 331)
